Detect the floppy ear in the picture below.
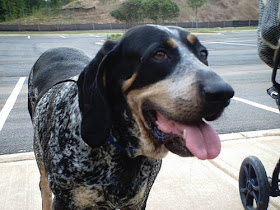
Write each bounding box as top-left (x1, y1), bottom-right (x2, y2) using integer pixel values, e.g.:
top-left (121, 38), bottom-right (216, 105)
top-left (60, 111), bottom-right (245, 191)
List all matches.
top-left (77, 40), bottom-right (118, 148)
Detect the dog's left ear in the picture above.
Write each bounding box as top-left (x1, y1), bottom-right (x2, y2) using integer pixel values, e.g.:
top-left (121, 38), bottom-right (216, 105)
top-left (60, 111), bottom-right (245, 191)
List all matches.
top-left (77, 40), bottom-right (118, 148)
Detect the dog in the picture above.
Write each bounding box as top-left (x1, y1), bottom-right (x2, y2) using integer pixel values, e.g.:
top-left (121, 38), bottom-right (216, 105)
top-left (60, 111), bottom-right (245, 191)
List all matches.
top-left (28, 25), bottom-right (234, 209)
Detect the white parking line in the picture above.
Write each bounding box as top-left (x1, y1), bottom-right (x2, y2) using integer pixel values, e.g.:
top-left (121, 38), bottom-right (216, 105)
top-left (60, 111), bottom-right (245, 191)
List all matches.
top-left (88, 34), bottom-right (100, 37)
top-left (203, 41), bottom-right (256, 47)
top-left (0, 77), bottom-right (26, 132)
top-left (216, 38), bottom-right (255, 42)
top-left (233, 96), bottom-right (279, 114)
top-left (58, 35), bottom-right (66, 39)
top-left (95, 40), bottom-right (105, 45)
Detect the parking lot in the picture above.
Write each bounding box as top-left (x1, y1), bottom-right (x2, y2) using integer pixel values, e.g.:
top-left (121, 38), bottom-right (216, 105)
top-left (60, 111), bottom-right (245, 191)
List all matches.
top-left (1, 29), bottom-right (280, 210)
top-left (0, 29), bottom-right (279, 155)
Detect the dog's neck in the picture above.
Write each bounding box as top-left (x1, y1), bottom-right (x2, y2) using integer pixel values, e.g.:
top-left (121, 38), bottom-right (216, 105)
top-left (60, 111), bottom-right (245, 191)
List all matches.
top-left (108, 135), bottom-right (125, 151)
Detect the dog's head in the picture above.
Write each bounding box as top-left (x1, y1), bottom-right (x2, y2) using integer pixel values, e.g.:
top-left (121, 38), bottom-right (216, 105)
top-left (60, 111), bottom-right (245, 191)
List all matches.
top-left (78, 25), bottom-right (234, 160)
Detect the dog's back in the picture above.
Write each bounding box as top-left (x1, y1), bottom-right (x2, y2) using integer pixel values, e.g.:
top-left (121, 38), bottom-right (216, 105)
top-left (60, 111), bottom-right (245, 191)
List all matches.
top-left (28, 47), bottom-right (90, 118)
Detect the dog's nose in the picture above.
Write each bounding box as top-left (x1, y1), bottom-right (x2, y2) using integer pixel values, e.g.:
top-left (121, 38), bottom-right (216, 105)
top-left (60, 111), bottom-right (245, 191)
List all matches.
top-left (201, 81), bottom-right (234, 106)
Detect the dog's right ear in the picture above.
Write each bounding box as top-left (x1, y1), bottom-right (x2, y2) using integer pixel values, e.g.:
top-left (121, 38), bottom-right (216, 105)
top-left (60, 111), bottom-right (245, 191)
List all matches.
top-left (77, 40), bottom-right (118, 148)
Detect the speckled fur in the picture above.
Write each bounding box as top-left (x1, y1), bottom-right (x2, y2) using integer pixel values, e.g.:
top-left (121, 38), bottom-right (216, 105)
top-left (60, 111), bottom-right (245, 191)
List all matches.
top-left (28, 25), bottom-right (233, 210)
top-left (31, 80), bottom-right (161, 209)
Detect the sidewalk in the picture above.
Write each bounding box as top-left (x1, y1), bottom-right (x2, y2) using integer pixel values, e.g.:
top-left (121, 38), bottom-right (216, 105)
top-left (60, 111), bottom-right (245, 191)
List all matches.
top-left (1, 129), bottom-right (280, 210)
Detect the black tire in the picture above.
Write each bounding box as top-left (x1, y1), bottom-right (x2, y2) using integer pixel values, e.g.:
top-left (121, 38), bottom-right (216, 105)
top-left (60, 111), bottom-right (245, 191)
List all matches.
top-left (239, 156), bottom-right (270, 210)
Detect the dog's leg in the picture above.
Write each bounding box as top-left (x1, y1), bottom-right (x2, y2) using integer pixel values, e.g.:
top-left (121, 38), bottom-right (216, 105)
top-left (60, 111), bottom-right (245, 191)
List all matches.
top-left (34, 136), bottom-right (52, 210)
top-left (52, 196), bottom-right (73, 210)
top-left (39, 164), bottom-right (53, 210)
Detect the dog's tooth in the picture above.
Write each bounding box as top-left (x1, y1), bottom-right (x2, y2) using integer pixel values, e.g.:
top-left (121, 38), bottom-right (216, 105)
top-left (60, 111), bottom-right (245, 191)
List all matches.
top-left (183, 129), bottom-right (187, 140)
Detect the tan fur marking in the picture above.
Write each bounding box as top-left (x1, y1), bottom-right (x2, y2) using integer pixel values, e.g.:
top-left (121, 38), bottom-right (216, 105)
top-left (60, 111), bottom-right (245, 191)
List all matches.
top-left (167, 38), bottom-right (177, 48)
top-left (122, 73), bottom-right (137, 93)
top-left (126, 80), bottom-right (174, 159)
top-left (125, 72), bottom-right (202, 159)
top-left (126, 182), bottom-right (147, 207)
top-left (103, 71), bottom-right (107, 87)
top-left (38, 162), bottom-right (52, 210)
top-left (187, 34), bottom-right (197, 45)
top-left (72, 187), bottom-right (102, 208)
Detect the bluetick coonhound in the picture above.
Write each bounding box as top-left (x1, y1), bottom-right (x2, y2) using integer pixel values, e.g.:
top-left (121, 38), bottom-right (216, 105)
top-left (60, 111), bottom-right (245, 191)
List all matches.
top-left (28, 25), bottom-right (234, 209)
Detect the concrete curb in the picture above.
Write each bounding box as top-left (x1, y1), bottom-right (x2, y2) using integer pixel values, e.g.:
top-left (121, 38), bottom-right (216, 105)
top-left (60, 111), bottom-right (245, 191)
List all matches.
top-left (0, 152), bottom-right (34, 163)
top-left (219, 128), bottom-right (280, 141)
top-left (0, 129), bottom-right (279, 163)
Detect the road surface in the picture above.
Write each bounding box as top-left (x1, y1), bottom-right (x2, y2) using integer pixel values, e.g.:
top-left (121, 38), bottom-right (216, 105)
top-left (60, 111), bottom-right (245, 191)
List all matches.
top-left (0, 30), bottom-right (279, 154)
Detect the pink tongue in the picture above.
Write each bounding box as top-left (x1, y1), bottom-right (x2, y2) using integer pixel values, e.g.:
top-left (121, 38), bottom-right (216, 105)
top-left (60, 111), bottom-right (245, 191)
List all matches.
top-left (155, 112), bottom-right (221, 160)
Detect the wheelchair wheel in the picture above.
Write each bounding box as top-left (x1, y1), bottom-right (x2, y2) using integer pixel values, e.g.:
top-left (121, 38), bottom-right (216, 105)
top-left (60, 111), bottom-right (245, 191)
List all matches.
top-left (239, 156), bottom-right (270, 210)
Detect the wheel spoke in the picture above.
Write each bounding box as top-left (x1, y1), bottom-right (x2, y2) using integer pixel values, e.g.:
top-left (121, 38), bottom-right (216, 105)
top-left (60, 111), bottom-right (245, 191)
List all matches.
top-left (243, 165), bottom-right (249, 180)
top-left (251, 190), bottom-right (259, 204)
top-left (249, 165), bottom-right (255, 179)
top-left (239, 157), bottom-right (270, 210)
top-left (251, 178), bottom-right (260, 192)
top-left (246, 191), bottom-right (253, 206)
top-left (248, 165), bottom-right (252, 177)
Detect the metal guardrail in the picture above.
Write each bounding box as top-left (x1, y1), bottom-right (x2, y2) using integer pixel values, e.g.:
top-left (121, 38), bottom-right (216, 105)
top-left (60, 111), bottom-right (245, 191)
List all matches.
top-left (0, 20), bottom-right (258, 31)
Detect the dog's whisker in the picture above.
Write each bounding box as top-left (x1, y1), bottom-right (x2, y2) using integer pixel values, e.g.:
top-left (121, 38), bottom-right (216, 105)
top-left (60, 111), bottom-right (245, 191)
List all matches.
top-left (183, 129), bottom-right (187, 140)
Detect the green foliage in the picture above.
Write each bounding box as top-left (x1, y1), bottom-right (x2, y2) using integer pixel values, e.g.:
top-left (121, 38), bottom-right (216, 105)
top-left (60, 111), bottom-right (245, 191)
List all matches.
top-left (110, 0), bottom-right (143, 24)
top-left (0, 0), bottom-right (72, 22)
top-left (48, 0), bottom-right (72, 7)
top-left (107, 33), bottom-right (123, 40)
top-left (186, 0), bottom-right (207, 11)
top-left (111, 0), bottom-right (180, 24)
top-left (142, 0), bottom-right (179, 23)
top-left (186, 0), bottom-right (207, 27)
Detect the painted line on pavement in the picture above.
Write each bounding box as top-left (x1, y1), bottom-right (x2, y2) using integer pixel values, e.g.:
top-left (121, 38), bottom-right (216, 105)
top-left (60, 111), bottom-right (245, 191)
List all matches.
top-left (233, 96), bottom-right (279, 114)
top-left (203, 41), bottom-right (256, 47)
top-left (0, 77), bottom-right (26, 132)
top-left (88, 34), bottom-right (100, 37)
top-left (226, 39), bottom-right (255, 43)
top-left (95, 40), bottom-right (105, 45)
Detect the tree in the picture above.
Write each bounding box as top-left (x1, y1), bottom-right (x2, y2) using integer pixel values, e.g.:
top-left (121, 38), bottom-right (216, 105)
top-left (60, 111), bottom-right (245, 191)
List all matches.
top-left (142, 0), bottom-right (179, 23)
top-left (186, 0), bottom-right (207, 28)
top-left (110, 0), bottom-right (144, 24)
top-left (111, 0), bottom-right (180, 24)
top-left (0, 0), bottom-right (70, 22)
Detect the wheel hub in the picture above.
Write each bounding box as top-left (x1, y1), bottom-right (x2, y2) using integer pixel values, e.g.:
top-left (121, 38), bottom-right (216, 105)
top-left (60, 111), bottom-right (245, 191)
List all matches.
top-left (246, 180), bottom-right (252, 192)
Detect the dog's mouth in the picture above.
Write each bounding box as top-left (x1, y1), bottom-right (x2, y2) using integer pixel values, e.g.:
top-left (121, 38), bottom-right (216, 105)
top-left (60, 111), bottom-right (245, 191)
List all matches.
top-left (144, 110), bottom-right (221, 160)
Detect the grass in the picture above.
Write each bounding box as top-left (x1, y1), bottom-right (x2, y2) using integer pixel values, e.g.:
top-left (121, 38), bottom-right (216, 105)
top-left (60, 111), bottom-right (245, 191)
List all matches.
top-left (0, 30), bottom-right (125, 36)
top-left (107, 34), bottom-right (123, 40)
top-left (189, 26), bottom-right (257, 33)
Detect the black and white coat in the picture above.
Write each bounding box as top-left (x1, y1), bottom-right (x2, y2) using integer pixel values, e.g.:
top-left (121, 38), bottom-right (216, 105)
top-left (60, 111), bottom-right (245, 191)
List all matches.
top-left (28, 25), bottom-right (234, 210)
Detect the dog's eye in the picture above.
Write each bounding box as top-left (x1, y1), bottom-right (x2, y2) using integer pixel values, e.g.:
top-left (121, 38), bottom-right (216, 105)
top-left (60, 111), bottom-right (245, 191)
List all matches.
top-left (200, 50), bottom-right (207, 60)
top-left (153, 51), bottom-right (167, 61)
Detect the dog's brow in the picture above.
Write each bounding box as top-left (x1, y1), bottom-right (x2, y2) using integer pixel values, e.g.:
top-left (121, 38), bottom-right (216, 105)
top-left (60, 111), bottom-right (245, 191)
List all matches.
top-left (167, 38), bottom-right (177, 48)
top-left (186, 34), bottom-right (197, 45)
top-left (103, 71), bottom-right (107, 87)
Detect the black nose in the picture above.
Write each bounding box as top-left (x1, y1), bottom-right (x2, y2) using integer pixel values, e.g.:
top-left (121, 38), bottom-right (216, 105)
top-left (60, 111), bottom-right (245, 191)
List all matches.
top-left (201, 81), bottom-right (234, 106)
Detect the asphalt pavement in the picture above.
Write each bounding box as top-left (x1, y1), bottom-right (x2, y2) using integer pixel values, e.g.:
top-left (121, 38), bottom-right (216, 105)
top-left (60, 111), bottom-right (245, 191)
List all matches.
top-left (1, 30), bottom-right (280, 154)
